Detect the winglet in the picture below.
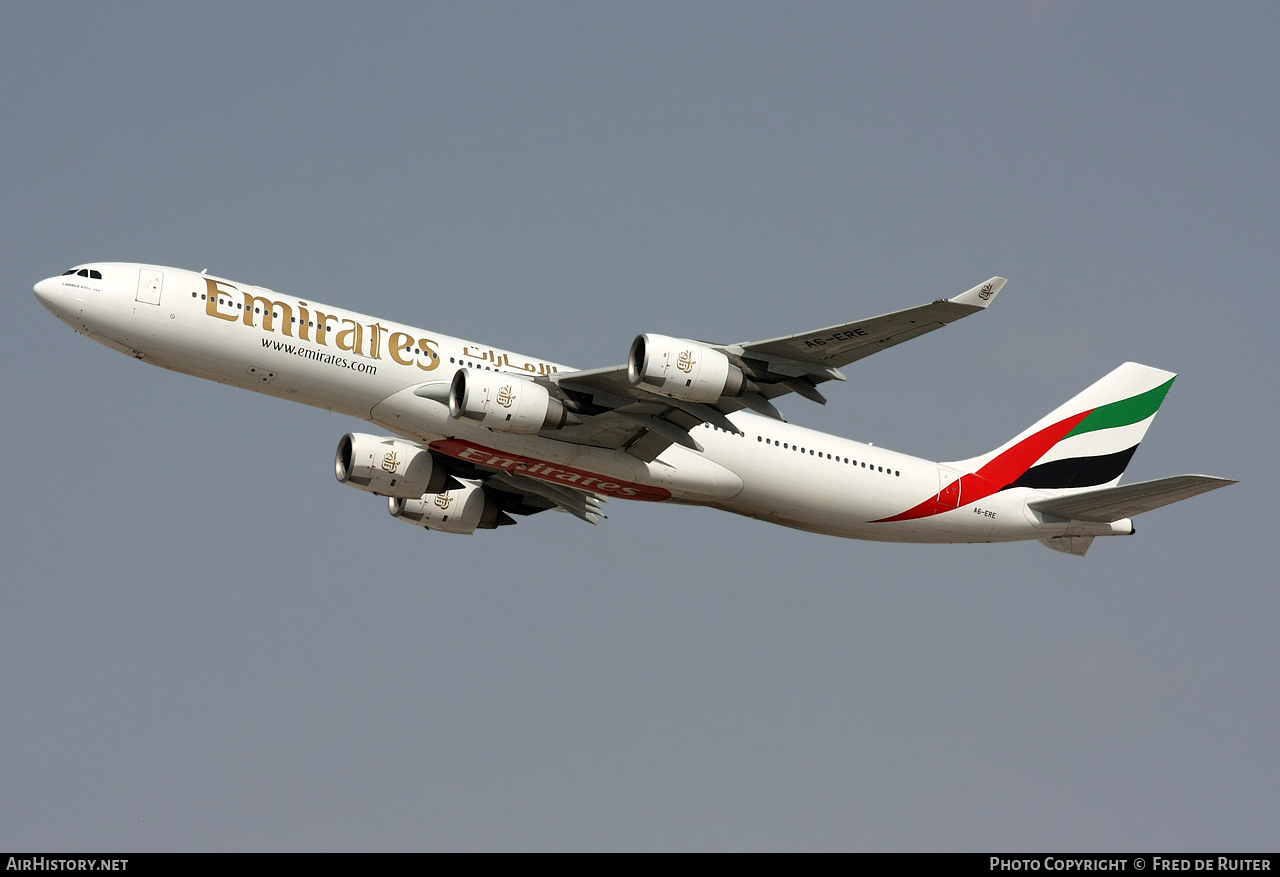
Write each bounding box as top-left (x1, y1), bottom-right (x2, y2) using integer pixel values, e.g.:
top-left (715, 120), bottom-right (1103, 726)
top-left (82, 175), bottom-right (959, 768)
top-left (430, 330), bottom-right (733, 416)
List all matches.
top-left (949, 277), bottom-right (1006, 309)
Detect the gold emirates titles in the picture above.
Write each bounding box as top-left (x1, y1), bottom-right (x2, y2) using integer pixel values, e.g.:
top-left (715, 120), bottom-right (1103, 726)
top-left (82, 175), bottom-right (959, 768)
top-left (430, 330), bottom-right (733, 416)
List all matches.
top-left (203, 278), bottom-right (441, 372)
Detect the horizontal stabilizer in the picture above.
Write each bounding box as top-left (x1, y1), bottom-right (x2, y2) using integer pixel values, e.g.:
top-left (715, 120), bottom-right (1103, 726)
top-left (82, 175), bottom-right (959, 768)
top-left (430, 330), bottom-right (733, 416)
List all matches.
top-left (1029, 475), bottom-right (1235, 523)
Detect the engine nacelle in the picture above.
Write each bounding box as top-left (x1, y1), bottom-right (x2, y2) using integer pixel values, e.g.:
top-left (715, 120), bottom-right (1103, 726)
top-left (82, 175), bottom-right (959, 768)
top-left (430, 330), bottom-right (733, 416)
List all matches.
top-left (334, 433), bottom-right (450, 498)
top-left (388, 481), bottom-right (507, 534)
top-left (627, 333), bottom-right (745, 403)
top-left (448, 369), bottom-right (567, 434)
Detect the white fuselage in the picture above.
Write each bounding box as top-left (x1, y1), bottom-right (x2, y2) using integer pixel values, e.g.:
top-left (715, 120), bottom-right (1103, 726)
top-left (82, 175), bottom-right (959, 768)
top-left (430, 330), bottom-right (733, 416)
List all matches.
top-left (34, 263), bottom-right (1122, 544)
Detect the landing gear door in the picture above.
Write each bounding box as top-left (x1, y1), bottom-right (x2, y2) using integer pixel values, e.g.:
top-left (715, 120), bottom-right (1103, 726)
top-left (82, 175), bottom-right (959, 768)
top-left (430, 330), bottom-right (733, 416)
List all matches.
top-left (136, 268), bottom-right (163, 305)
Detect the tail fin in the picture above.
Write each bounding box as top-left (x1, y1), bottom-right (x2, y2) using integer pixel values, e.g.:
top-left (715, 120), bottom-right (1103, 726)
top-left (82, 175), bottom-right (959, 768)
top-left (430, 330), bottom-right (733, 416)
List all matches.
top-left (945, 362), bottom-right (1176, 492)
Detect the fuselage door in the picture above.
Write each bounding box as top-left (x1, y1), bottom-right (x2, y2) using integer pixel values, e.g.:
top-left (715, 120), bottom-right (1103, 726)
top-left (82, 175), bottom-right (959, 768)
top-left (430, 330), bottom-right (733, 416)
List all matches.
top-left (136, 268), bottom-right (163, 305)
top-left (937, 467), bottom-right (963, 508)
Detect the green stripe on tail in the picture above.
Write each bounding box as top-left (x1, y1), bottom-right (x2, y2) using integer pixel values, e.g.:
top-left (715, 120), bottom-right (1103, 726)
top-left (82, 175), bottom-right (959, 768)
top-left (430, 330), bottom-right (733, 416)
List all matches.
top-left (1066, 377), bottom-right (1174, 438)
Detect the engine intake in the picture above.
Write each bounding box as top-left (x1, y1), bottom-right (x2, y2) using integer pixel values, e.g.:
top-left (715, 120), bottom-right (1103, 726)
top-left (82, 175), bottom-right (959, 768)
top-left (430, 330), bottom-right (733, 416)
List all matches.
top-left (627, 334), bottom-right (745, 403)
top-left (335, 433), bottom-right (450, 498)
top-left (448, 370), bottom-right (567, 433)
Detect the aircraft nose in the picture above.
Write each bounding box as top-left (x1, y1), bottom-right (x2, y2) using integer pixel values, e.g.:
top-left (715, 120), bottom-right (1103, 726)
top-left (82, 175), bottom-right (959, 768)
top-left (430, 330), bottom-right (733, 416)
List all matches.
top-left (33, 276), bottom-right (61, 307)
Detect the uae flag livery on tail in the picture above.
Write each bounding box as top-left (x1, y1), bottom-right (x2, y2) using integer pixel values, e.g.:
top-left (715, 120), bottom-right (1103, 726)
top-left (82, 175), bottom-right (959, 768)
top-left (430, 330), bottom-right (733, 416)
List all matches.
top-left (876, 364), bottom-right (1177, 523)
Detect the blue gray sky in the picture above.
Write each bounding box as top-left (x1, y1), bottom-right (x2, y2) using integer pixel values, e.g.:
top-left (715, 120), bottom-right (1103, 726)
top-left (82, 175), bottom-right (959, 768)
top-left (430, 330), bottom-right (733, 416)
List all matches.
top-left (2, 2), bottom-right (1275, 851)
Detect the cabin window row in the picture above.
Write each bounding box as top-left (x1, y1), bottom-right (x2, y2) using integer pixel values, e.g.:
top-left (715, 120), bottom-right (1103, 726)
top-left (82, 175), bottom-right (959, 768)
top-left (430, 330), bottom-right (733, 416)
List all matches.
top-left (756, 435), bottom-right (899, 476)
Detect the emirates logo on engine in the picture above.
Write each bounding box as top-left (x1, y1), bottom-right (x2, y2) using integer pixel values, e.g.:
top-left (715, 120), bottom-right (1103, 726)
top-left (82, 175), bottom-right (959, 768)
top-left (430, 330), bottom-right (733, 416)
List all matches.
top-left (495, 384), bottom-right (515, 408)
top-left (676, 350), bottom-right (696, 373)
top-left (381, 450), bottom-right (400, 473)
top-left (434, 493), bottom-right (455, 509)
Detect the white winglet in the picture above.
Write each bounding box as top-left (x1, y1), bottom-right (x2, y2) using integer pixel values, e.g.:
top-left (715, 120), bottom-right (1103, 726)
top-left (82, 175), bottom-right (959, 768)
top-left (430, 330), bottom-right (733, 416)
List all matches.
top-left (949, 277), bottom-right (1006, 309)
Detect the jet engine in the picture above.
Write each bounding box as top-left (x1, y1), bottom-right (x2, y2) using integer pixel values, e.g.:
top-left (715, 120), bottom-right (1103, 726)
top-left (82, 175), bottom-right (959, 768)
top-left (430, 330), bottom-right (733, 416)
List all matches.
top-left (448, 370), bottom-right (567, 434)
top-left (388, 481), bottom-right (511, 534)
top-left (334, 433), bottom-right (450, 498)
top-left (627, 333), bottom-right (746, 403)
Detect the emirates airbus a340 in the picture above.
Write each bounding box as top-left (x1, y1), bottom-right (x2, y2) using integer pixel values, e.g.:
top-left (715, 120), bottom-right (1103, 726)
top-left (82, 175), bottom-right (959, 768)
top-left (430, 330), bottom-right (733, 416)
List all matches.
top-left (34, 264), bottom-right (1233, 555)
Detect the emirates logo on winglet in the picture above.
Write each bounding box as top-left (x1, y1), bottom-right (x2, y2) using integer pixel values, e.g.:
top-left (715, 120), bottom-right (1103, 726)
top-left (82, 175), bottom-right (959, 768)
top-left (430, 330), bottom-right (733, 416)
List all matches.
top-left (978, 284), bottom-right (994, 301)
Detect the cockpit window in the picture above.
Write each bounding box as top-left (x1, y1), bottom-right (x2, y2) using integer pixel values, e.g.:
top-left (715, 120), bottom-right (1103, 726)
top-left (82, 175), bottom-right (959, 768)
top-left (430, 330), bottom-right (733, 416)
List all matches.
top-left (77, 269), bottom-right (89, 277)
top-left (89, 270), bottom-right (102, 279)
top-left (62, 269), bottom-right (77, 275)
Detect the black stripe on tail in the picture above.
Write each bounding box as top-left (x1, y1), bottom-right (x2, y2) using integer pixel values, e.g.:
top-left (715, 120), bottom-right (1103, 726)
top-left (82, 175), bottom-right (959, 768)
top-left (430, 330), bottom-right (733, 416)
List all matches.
top-left (1001, 445), bottom-right (1139, 491)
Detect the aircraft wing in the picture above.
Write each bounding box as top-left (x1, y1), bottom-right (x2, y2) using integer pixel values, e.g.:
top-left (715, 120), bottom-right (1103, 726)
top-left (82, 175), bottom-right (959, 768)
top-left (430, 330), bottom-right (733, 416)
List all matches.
top-left (484, 471), bottom-right (607, 524)
top-left (728, 276), bottom-right (1006, 371)
top-left (550, 366), bottom-right (732, 461)
top-left (541, 277), bottom-right (1006, 461)
top-left (422, 442), bottom-right (610, 524)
